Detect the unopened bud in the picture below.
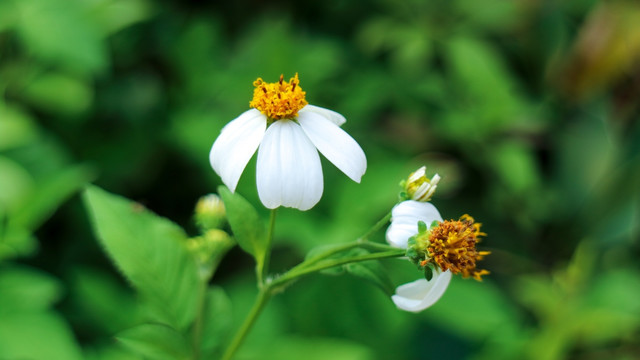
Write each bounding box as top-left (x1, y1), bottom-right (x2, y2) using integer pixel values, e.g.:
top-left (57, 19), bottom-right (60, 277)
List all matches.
top-left (194, 194), bottom-right (226, 230)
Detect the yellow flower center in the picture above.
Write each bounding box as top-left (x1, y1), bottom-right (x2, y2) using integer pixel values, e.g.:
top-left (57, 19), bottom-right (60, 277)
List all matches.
top-left (425, 215), bottom-right (490, 281)
top-left (249, 74), bottom-right (308, 120)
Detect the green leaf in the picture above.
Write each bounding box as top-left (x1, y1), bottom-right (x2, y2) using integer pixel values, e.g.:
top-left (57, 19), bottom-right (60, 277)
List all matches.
top-left (0, 311), bottom-right (83, 360)
top-left (200, 286), bottom-right (233, 356)
top-left (15, 0), bottom-right (107, 74)
top-left (0, 103), bottom-right (38, 151)
top-left (0, 266), bottom-right (62, 313)
top-left (83, 185), bottom-right (200, 330)
top-left (424, 266), bottom-right (433, 281)
top-left (245, 335), bottom-right (375, 360)
top-left (21, 72), bottom-right (93, 116)
top-left (306, 247), bottom-right (395, 295)
top-left (345, 259), bottom-right (395, 296)
top-left (116, 323), bottom-right (191, 360)
top-left (218, 186), bottom-right (267, 260)
top-left (10, 165), bottom-right (94, 231)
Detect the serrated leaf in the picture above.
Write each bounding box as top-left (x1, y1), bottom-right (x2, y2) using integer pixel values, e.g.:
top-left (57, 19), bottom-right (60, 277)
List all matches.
top-left (116, 323), bottom-right (191, 360)
top-left (83, 185), bottom-right (200, 330)
top-left (218, 186), bottom-right (266, 260)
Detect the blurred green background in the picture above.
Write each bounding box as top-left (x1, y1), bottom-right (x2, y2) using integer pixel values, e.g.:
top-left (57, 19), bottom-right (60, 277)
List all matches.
top-left (1, 0), bottom-right (640, 359)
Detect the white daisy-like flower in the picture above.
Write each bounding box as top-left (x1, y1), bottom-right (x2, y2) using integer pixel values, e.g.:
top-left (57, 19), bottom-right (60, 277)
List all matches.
top-left (386, 200), bottom-right (451, 312)
top-left (209, 74), bottom-right (366, 211)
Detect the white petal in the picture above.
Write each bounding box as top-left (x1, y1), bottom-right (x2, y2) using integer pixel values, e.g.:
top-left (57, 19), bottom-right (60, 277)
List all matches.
top-left (299, 104), bottom-right (346, 126)
top-left (210, 109), bottom-right (266, 192)
top-left (392, 269), bottom-right (451, 312)
top-left (386, 201), bottom-right (443, 248)
top-left (256, 120), bottom-right (323, 211)
top-left (298, 111), bottom-right (366, 183)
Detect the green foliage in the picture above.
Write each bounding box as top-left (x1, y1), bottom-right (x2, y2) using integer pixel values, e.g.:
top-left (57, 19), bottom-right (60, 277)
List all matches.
top-left (218, 185), bottom-right (267, 263)
top-left (1, 0), bottom-right (640, 358)
top-left (0, 312), bottom-right (84, 360)
top-left (116, 323), bottom-right (192, 360)
top-left (83, 185), bottom-right (200, 330)
top-left (200, 287), bottom-right (233, 357)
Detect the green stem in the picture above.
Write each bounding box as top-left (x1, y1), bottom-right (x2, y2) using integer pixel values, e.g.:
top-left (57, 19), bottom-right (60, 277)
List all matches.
top-left (293, 211), bottom-right (393, 270)
top-left (219, 210), bottom-right (394, 359)
top-left (361, 211), bottom-right (392, 242)
top-left (258, 209), bottom-right (278, 287)
top-left (272, 249), bottom-right (405, 289)
top-left (192, 281), bottom-right (207, 360)
top-left (220, 290), bottom-right (271, 360)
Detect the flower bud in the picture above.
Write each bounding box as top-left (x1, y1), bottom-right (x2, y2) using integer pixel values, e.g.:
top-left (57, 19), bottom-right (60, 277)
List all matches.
top-left (186, 229), bottom-right (234, 267)
top-left (404, 166), bottom-right (440, 202)
top-left (194, 194), bottom-right (226, 230)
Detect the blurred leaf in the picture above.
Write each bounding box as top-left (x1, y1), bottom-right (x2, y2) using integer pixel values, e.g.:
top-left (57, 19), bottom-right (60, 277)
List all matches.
top-left (455, 0), bottom-right (520, 31)
top-left (0, 311), bottom-right (83, 360)
top-left (68, 267), bottom-right (142, 334)
top-left (444, 36), bottom-right (526, 138)
top-left (426, 278), bottom-right (522, 341)
top-left (90, 0), bottom-right (153, 36)
top-left (0, 228), bottom-right (38, 261)
top-left (200, 286), bottom-right (233, 356)
top-left (116, 323), bottom-right (191, 360)
top-left (0, 265), bottom-right (62, 313)
top-left (21, 72), bottom-right (93, 116)
top-left (0, 103), bottom-right (38, 150)
top-left (83, 185), bottom-right (200, 330)
top-left (0, 156), bottom-right (34, 213)
top-left (241, 336), bottom-right (375, 360)
top-left (84, 344), bottom-right (144, 360)
top-left (218, 186), bottom-right (267, 261)
top-left (15, 0), bottom-right (108, 73)
top-left (9, 165), bottom-right (94, 231)
top-left (491, 141), bottom-right (541, 193)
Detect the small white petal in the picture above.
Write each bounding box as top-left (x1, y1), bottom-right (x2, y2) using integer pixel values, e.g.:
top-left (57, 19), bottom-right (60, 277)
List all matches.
top-left (210, 109), bottom-right (266, 192)
top-left (256, 120), bottom-right (323, 211)
top-left (298, 111), bottom-right (366, 183)
top-left (392, 269), bottom-right (452, 312)
top-left (386, 201), bottom-right (443, 248)
top-left (299, 104), bottom-right (346, 126)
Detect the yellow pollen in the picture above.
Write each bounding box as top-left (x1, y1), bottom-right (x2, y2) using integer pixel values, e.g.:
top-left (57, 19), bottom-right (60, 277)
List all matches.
top-left (427, 214), bottom-right (490, 281)
top-left (249, 73), bottom-right (308, 120)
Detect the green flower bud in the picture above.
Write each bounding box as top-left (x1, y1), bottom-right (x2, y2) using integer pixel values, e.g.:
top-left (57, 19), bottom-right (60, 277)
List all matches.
top-left (194, 194), bottom-right (226, 230)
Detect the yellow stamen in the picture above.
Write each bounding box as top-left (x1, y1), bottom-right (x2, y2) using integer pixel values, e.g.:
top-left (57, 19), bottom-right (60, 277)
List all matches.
top-left (249, 73), bottom-right (308, 120)
top-left (427, 214), bottom-right (490, 281)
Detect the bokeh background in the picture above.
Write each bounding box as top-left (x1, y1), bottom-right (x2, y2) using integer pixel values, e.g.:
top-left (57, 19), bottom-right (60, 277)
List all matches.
top-left (1, 0), bottom-right (640, 359)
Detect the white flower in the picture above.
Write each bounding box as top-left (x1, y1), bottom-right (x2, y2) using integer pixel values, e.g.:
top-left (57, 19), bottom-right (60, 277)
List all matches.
top-left (386, 200), bottom-right (451, 312)
top-left (209, 75), bottom-right (366, 211)
top-left (386, 200), bottom-right (442, 249)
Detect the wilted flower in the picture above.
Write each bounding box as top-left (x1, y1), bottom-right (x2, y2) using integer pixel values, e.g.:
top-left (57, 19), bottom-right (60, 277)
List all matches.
top-left (210, 74), bottom-right (366, 211)
top-left (386, 200), bottom-right (451, 312)
top-left (386, 200), bottom-right (490, 312)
